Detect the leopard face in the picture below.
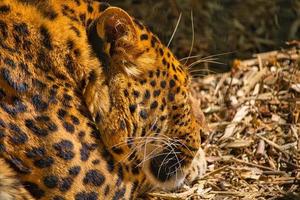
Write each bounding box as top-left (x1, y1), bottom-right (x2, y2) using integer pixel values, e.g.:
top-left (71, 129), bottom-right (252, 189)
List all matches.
top-left (85, 7), bottom-right (206, 190)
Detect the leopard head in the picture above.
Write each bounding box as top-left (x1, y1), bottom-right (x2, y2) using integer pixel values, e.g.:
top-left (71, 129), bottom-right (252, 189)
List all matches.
top-left (85, 7), bottom-right (205, 190)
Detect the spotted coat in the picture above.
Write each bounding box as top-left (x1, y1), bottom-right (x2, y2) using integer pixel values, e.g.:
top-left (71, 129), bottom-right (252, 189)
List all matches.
top-left (0, 0), bottom-right (206, 199)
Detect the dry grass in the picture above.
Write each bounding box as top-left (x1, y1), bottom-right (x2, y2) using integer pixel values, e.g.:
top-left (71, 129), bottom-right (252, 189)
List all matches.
top-left (146, 44), bottom-right (300, 199)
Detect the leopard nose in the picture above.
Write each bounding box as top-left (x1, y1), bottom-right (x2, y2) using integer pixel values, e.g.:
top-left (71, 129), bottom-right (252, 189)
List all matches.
top-left (150, 149), bottom-right (183, 182)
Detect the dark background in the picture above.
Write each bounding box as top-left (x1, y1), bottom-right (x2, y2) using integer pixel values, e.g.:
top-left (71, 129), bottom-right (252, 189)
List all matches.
top-left (105, 0), bottom-right (300, 72)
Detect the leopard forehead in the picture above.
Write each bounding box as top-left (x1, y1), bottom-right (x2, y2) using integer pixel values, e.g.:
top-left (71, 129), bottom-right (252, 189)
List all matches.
top-left (128, 18), bottom-right (190, 84)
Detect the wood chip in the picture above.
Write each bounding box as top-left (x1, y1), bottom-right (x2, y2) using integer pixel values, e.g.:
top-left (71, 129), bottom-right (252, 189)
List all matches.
top-left (221, 105), bottom-right (250, 140)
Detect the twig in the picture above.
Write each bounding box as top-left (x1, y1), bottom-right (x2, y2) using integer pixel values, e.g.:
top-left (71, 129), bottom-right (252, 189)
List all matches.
top-left (256, 135), bottom-right (291, 156)
top-left (201, 166), bottom-right (228, 179)
top-left (209, 191), bottom-right (249, 197)
top-left (228, 157), bottom-right (286, 173)
top-left (148, 187), bottom-right (198, 200)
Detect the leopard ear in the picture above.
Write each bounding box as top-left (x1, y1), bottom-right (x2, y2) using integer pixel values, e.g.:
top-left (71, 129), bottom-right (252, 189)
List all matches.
top-left (88, 7), bottom-right (141, 76)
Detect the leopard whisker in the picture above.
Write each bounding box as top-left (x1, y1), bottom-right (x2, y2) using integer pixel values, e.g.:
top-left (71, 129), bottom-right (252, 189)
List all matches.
top-left (137, 132), bottom-right (177, 168)
top-left (173, 137), bottom-right (196, 157)
top-left (157, 147), bottom-right (176, 179)
top-left (157, 141), bottom-right (183, 180)
top-left (116, 141), bottom-right (145, 164)
top-left (139, 137), bottom-right (172, 167)
top-left (115, 136), bottom-right (164, 164)
top-left (183, 10), bottom-right (194, 66)
top-left (167, 155), bottom-right (186, 185)
top-left (142, 118), bottom-right (159, 167)
top-left (180, 51), bottom-right (235, 62)
top-left (112, 137), bottom-right (147, 148)
top-left (188, 58), bottom-right (226, 69)
top-left (112, 134), bottom-right (167, 148)
top-left (187, 58), bottom-right (220, 70)
top-left (137, 150), bottom-right (180, 168)
top-left (189, 68), bottom-right (218, 74)
top-left (167, 12), bottom-right (182, 48)
top-left (168, 155), bottom-right (186, 170)
top-left (118, 135), bottom-right (170, 164)
top-left (117, 139), bottom-right (158, 164)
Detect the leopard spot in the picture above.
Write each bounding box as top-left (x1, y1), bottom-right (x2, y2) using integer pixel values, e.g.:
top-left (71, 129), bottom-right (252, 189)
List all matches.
top-left (83, 169), bottom-right (105, 187)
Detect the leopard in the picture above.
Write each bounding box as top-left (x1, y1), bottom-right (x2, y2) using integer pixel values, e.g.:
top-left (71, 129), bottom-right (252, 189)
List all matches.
top-left (0, 0), bottom-right (207, 199)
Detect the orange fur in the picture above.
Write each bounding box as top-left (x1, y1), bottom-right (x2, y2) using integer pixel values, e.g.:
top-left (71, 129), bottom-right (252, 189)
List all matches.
top-left (0, 0), bottom-right (206, 199)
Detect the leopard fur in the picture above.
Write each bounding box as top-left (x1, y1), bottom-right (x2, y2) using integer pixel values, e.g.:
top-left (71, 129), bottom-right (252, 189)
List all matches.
top-left (0, 0), bottom-right (206, 199)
